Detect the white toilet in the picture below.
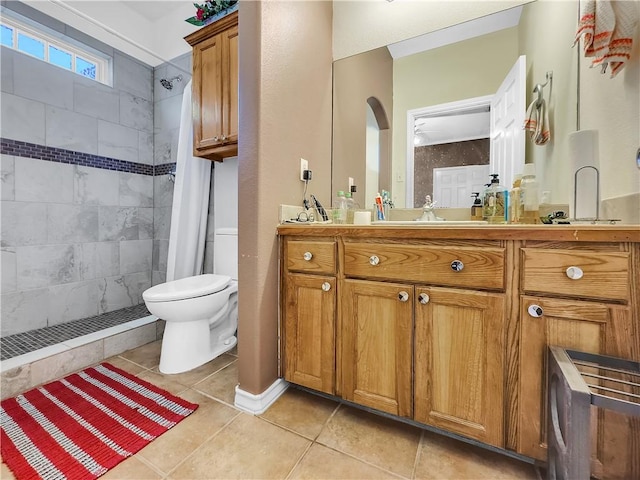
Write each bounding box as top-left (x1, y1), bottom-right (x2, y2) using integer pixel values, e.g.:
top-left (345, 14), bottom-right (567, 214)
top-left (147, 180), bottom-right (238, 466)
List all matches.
top-left (143, 228), bottom-right (238, 374)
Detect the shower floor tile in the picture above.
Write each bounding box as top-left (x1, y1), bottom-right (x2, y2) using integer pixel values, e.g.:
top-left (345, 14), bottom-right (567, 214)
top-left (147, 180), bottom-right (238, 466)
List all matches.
top-left (0, 304), bottom-right (151, 361)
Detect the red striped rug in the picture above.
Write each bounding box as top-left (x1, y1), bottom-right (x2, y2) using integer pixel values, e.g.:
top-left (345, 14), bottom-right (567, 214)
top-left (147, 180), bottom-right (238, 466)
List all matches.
top-left (1, 363), bottom-right (198, 480)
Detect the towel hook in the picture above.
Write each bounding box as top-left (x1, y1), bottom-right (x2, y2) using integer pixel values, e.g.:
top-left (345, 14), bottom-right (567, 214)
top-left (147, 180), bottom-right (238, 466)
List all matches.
top-left (533, 71), bottom-right (553, 108)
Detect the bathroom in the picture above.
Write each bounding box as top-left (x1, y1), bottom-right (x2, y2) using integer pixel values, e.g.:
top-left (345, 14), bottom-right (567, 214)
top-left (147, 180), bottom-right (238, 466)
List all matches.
top-left (1, 0), bottom-right (639, 478)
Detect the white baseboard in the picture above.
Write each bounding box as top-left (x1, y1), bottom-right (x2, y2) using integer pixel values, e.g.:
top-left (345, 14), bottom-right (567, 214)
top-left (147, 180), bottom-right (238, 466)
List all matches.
top-left (234, 378), bottom-right (289, 415)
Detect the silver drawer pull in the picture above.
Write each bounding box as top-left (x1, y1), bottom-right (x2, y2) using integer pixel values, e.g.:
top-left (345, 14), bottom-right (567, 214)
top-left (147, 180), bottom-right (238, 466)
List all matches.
top-left (451, 260), bottom-right (464, 272)
top-left (418, 293), bottom-right (430, 304)
top-left (566, 266), bottom-right (584, 280)
top-left (398, 291), bottom-right (409, 302)
top-left (213, 136), bottom-right (219, 141)
top-left (321, 282), bottom-right (331, 292)
top-left (221, 135), bottom-right (227, 141)
top-left (369, 255), bottom-right (380, 266)
top-left (528, 304), bottom-right (544, 318)
top-left (303, 252), bottom-right (313, 261)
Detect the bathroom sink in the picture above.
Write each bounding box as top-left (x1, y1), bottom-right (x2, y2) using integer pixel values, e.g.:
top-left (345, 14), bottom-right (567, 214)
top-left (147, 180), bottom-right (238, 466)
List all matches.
top-left (371, 220), bottom-right (488, 225)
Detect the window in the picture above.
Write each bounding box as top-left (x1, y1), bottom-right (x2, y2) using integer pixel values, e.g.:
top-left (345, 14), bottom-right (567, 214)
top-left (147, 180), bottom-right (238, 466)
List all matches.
top-left (1, 14), bottom-right (111, 85)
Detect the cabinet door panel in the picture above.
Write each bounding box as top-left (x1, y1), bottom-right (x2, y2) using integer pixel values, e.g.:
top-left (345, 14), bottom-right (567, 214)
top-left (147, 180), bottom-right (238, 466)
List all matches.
top-left (222, 25), bottom-right (239, 144)
top-left (414, 287), bottom-right (505, 447)
top-left (194, 34), bottom-right (223, 149)
top-left (284, 274), bottom-right (335, 394)
top-left (341, 279), bottom-right (413, 417)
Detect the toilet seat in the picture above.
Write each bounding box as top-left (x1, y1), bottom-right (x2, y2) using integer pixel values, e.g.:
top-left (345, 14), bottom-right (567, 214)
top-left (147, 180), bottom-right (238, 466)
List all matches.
top-left (143, 274), bottom-right (231, 303)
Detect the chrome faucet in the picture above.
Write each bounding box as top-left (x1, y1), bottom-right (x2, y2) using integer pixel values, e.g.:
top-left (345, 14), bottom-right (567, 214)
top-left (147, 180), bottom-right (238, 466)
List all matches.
top-left (417, 195), bottom-right (444, 221)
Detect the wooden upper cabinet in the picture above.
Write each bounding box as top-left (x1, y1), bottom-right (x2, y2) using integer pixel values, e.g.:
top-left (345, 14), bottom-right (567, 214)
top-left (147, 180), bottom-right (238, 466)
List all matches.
top-left (185, 11), bottom-right (238, 161)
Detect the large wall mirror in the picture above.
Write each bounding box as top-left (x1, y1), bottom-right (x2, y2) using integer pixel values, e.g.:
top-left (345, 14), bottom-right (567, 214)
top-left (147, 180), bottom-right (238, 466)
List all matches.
top-left (332, 0), bottom-right (640, 214)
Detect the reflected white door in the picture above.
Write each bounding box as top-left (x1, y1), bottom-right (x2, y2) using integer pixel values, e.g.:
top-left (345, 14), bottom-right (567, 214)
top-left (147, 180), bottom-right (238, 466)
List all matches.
top-left (433, 164), bottom-right (490, 207)
top-left (490, 55), bottom-right (526, 189)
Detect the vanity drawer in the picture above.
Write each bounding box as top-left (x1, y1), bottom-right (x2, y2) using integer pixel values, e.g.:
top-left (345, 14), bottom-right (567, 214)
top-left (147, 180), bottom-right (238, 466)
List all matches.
top-left (521, 248), bottom-right (630, 301)
top-left (286, 239), bottom-right (336, 274)
top-left (343, 242), bottom-right (505, 290)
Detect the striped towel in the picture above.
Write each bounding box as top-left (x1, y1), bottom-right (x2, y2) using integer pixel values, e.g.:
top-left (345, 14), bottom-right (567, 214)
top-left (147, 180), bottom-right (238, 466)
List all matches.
top-left (574, 0), bottom-right (639, 78)
top-left (523, 98), bottom-right (550, 146)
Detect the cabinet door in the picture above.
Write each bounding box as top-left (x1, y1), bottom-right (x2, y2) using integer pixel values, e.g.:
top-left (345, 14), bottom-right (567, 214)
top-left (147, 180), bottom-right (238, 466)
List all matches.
top-left (283, 273), bottom-right (335, 394)
top-left (518, 296), bottom-right (636, 479)
top-left (193, 32), bottom-right (224, 152)
top-left (221, 24), bottom-right (238, 145)
top-left (341, 279), bottom-right (413, 418)
top-left (414, 287), bottom-right (505, 447)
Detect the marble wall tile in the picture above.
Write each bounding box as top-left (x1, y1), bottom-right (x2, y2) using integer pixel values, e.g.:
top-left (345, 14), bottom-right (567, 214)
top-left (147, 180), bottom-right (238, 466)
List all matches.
top-left (30, 342), bottom-right (104, 387)
top-left (119, 92), bottom-right (153, 132)
top-left (103, 323), bottom-right (157, 358)
top-left (154, 95), bottom-right (183, 133)
top-left (138, 131), bottom-right (154, 166)
top-left (13, 52), bottom-right (74, 109)
top-left (1, 364), bottom-right (31, 401)
top-left (153, 60), bottom-right (191, 102)
top-left (0, 49), bottom-right (14, 94)
top-left (153, 206), bottom-right (172, 240)
top-left (99, 206), bottom-right (145, 241)
top-left (16, 244), bottom-right (80, 289)
top-left (15, 157), bottom-right (74, 203)
top-left (138, 208), bottom-right (154, 240)
top-left (153, 131), bottom-right (173, 165)
top-left (79, 242), bottom-right (120, 280)
top-left (1, 154), bottom-right (15, 201)
top-left (74, 165), bottom-right (120, 206)
top-left (113, 53), bottom-right (153, 102)
top-left (1, 93), bottom-right (46, 144)
top-left (152, 270), bottom-right (166, 287)
top-left (1, 202), bottom-right (47, 247)
top-left (48, 279), bottom-right (101, 326)
top-left (203, 241), bottom-right (214, 274)
top-left (0, 288), bottom-right (49, 336)
top-left (152, 239), bottom-right (169, 272)
top-left (97, 120), bottom-right (138, 163)
top-left (120, 173), bottom-right (153, 207)
top-left (1, 248), bottom-right (17, 293)
top-left (120, 239), bottom-right (152, 275)
top-left (47, 204), bottom-right (99, 244)
top-left (153, 174), bottom-right (175, 208)
top-left (74, 82), bottom-right (119, 123)
top-left (99, 271), bottom-right (150, 313)
top-left (45, 106), bottom-right (98, 154)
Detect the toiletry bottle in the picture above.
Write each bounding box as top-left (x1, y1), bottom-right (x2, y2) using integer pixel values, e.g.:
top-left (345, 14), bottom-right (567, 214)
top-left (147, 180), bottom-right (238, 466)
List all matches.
top-left (470, 192), bottom-right (483, 220)
top-left (333, 191), bottom-right (347, 224)
top-left (509, 174), bottom-right (522, 224)
top-left (520, 164), bottom-right (539, 224)
top-left (482, 174), bottom-right (508, 224)
top-left (344, 191), bottom-right (355, 224)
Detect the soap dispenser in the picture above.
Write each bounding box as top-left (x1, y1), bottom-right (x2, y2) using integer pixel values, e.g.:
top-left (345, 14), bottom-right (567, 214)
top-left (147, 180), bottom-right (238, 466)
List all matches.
top-left (482, 174), bottom-right (508, 224)
top-left (470, 192), bottom-right (483, 220)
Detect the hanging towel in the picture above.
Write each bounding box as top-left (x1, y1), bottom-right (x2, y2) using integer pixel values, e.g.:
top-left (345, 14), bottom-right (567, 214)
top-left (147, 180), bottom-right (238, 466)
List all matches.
top-left (574, 0), bottom-right (639, 78)
top-left (523, 98), bottom-right (550, 146)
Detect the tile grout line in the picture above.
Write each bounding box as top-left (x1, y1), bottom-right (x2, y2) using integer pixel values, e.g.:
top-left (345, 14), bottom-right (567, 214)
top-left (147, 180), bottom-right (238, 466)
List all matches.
top-left (411, 429), bottom-right (426, 480)
top-left (283, 441), bottom-right (313, 480)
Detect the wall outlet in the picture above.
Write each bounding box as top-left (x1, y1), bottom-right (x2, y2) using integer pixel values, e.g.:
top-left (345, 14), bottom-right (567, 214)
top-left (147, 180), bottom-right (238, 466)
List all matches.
top-left (300, 158), bottom-right (309, 181)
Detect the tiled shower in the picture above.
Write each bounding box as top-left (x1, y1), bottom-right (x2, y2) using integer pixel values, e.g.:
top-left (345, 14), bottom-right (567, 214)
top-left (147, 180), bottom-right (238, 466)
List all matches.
top-left (0, 3), bottom-right (231, 361)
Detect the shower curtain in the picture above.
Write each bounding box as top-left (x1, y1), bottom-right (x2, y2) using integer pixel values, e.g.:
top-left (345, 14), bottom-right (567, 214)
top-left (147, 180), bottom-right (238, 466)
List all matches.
top-left (165, 80), bottom-right (212, 281)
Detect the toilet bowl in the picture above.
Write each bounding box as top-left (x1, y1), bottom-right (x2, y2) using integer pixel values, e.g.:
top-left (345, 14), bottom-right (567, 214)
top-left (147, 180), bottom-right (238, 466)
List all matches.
top-left (143, 228), bottom-right (239, 374)
top-left (143, 274), bottom-right (238, 374)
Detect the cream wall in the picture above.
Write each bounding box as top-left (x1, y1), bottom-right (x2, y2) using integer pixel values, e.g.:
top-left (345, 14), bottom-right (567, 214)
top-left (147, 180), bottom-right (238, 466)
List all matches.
top-left (392, 27), bottom-right (519, 207)
top-left (237, 0), bottom-right (333, 395)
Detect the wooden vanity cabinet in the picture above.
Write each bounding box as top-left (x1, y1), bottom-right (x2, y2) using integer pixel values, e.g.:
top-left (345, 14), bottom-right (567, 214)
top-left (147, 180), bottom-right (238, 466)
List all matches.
top-left (281, 238), bottom-right (336, 395)
top-left (185, 11), bottom-right (238, 161)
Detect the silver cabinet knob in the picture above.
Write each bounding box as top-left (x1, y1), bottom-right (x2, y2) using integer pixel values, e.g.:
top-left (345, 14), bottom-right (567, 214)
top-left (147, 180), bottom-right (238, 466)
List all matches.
top-left (213, 136), bottom-right (219, 141)
top-left (303, 251), bottom-right (313, 261)
top-left (321, 282), bottom-right (331, 292)
top-left (398, 291), bottom-right (409, 302)
top-left (528, 304), bottom-right (544, 318)
top-left (566, 266), bottom-right (584, 280)
top-left (418, 293), bottom-right (430, 304)
top-left (221, 135), bottom-right (227, 141)
top-left (369, 255), bottom-right (380, 266)
top-left (451, 260), bottom-right (464, 272)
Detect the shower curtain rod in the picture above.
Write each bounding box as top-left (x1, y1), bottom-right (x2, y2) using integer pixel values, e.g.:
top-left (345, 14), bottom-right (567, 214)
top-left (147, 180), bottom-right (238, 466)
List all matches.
top-left (46, 0), bottom-right (191, 76)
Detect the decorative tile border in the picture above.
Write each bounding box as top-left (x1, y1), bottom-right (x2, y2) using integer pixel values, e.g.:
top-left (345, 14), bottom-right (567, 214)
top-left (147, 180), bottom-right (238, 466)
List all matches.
top-left (1, 138), bottom-right (175, 177)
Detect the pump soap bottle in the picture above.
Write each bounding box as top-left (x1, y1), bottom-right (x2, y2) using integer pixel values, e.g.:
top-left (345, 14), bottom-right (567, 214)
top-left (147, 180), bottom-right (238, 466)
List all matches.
top-left (482, 174), bottom-right (508, 224)
top-left (470, 192), bottom-right (483, 220)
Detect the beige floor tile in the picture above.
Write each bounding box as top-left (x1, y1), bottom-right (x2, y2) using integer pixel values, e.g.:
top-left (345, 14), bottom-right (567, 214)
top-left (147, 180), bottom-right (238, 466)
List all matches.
top-left (101, 457), bottom-right (162, 480)
top-left (192, 360), bottom-right (238, 405)
top-left (119, 340), bottom-right (162, 369)
top-left (138, 389), bottom-right (240, 475)
top-left (1, 459), bottom-right (16, 479)
top-left (102, 355), bottom-right (147, 375)
top-left (316, 405), bottom-right (421, 478)
top-left (151, 353), bottom-right (236, 388)
top-left (260, 388), bottom-right (338, 440)
top-left (168, 414), bottom-right (310, 479)
top-left (289, 443), bottom-right (402, 479)
top-left (414, 432), bottom-right (538, 480)
top-left (135, 370), bottom-right (190, 396)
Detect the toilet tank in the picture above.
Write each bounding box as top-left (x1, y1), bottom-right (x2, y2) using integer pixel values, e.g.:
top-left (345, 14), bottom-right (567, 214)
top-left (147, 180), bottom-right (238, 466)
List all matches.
top-left (214, 228), bottom-right (238, 279)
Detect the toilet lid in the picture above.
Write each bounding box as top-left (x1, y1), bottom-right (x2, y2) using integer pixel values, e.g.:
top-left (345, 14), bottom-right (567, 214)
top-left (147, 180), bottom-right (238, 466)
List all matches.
top-left (143, 274), bottom-right (231, 302)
